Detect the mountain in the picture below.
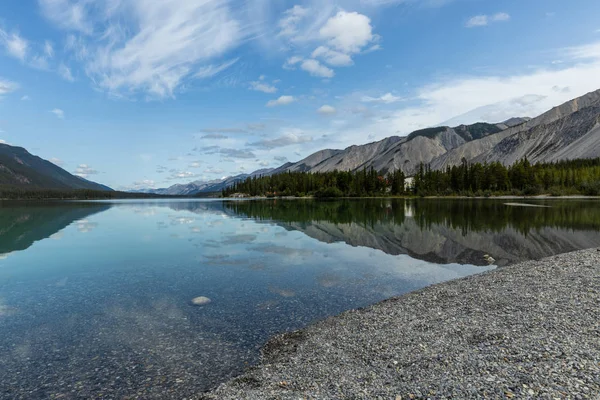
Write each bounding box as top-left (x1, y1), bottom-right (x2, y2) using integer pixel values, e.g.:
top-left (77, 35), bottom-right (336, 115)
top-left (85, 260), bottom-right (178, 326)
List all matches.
top-left (0, 143), bottom-right (112, 191)
top-left (278, 122), bottom-right (503, 176)
top-left (275, 88), bottom-right (600, 177)
top-left (152, 89), bottom-right (600, 195)
top-left (139, 168), bottom-right (275, 195)
top-left (432, 89), bottom-right (600, 170)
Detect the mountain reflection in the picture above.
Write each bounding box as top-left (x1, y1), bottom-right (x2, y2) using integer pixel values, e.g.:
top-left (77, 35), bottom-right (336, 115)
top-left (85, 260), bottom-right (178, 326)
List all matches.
top-left (0, 202), bottom-right (110, 255)
top-left (221, 199), bottom-right (600, 266)
top-left (2, 199), bottom-right (600, 267)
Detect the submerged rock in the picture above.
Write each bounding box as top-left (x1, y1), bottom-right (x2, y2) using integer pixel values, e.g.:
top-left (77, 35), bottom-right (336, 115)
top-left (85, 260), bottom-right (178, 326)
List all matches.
top-left (191, 296), bottom-right (212, 306)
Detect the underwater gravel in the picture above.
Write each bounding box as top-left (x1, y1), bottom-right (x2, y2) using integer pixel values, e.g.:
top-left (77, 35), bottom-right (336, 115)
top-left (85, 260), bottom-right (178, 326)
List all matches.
top-left (203, 248), bottom-right (600, 399)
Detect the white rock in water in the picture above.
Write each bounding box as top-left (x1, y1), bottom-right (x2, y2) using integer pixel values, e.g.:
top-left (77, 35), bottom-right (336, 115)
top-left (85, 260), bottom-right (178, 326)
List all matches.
top-left (191, 296), bottom-right (212, 306)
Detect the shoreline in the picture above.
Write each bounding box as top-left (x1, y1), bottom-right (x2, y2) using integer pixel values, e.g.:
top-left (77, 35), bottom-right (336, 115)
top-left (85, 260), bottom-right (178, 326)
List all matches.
top-left (225, 195), bottom-right (600, 200)
top-left (203, 248), bottom-right (600, 399)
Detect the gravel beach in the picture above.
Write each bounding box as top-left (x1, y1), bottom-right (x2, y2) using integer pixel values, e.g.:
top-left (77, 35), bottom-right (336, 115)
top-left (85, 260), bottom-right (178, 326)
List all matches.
top-left (203, 248), bottom-right (600, 399)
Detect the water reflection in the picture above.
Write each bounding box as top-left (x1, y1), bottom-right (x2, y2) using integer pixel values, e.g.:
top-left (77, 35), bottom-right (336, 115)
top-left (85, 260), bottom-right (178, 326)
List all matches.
top-left (0, 202), bottom-right (109, 255)
top-left (0, 198), bottom-right (598, 398)
top-left (223, 199), bottom-right (600, 266)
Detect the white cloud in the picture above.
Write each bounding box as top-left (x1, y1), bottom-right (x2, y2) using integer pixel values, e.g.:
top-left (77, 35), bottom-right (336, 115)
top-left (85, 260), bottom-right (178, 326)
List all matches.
top-left (0, 29), bottom-right (28, 60)
top-left (283, 55), bottom-right (304, 69)
top-left (131, 179), bottom-right (156, 189)
top-left (492, 13), bottom-right (511, 22)
top-left (194, 58), bottom-right (239, 79)
top-left (166, 170), bottom-right (200, 180)
top-left (0, 79), bottom-right (19, 96)
top-left (317, 105), bottom-right (337, 115)
top-left (362, 93), bottom-right (402, 104)
top-left (276, 8), bottom-right (377, 78)
top-left (312, 46), bottom-right (353, 67)
top-left (41, 1), bottom-right (245, 99)
top-left (466, 12), bottom-right (510, 28)
top-left (250, 80), bottom-right (277, 93)
top-left (0, 139), bottom-right (6, 144)
top-left (249, 130), bottom-right (312, 149)
top-left (58, 64), bottom-right (75, 81)
top-left (278, 5), bottom-right (310, 38)
top-left (301, 59), bottom-right (334, 78)
top-left (465, 15), bottom-right (488, 27)
top-left (266, 95), bottom-right (296, 107)
top-left (38, 0), bottom-right (94, 34)
top-left (319, 11), bottom-right (375, 54)
top-left (49, 157), bottom-right (64, 166)
top-left (44, 40), bottom-right (54, 58)
top-left (74, 164), bottom-right (98, 178)
top-left (340, 40), bottom-right (600, 143)
top-left (51, 108), bottom-right (65, 119)
top-left (204, 167), bottom-right (225, 175)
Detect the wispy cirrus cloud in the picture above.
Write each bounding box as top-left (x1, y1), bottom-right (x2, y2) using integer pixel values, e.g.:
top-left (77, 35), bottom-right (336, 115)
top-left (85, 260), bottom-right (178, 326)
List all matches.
top-left (201, 133), bottom-right (229, 139)
top-left (0, 79), bottom-right (19, 96)
top-left (38, 0), bottom-right (246, 99)
top-left (51, 108), bottom-right (65, 119)
top-left (249, 130), bottom-right (312, 149)
top-left (199, 127), bottom-right (247, 134)
top-left (361, 93), bottom-right (402, 104)
top-left (465, 12), bottom-right (510, 28)
top-left (0, 28), bottom-right (28, 61)
top-left (329, 40), bottom-right (600, 146)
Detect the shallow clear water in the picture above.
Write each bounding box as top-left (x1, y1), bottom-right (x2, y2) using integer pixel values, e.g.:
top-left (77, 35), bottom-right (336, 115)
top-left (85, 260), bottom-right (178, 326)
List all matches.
top-left (1, 198), bottom-right (599, 398)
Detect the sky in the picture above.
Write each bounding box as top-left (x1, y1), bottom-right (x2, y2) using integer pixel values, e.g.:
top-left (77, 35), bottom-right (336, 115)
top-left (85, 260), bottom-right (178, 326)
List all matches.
top-left (1, 0), bottom-right (600, 190)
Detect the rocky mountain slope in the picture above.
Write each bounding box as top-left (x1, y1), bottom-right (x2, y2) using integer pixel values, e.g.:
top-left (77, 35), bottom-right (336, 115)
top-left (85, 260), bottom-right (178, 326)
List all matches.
top-left (0, 143), bottom-right (112, 191)
top-left (148, 89), bottom-right (600, 195)
top-left (432, 89), bottom-right (600, 170)
top-left (278, 123), bottom-right (503, 176)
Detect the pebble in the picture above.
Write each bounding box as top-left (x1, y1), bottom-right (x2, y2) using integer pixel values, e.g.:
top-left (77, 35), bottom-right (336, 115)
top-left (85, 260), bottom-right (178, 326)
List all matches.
top-left (190, 296), bottom-right (212, 306)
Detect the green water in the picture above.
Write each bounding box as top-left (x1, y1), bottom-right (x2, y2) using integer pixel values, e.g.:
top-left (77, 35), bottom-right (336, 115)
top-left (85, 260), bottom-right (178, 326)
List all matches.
top-left (0, 198), bottom-right (598, 398)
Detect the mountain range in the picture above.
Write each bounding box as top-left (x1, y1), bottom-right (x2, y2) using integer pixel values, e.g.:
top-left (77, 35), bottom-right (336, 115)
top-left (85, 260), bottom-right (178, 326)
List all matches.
top-left (0, 143), bottom-right (112, 191)
top-left (143, 88), bottom-right (600, 195)
top-left (4, 88), bottom-right (600, 195)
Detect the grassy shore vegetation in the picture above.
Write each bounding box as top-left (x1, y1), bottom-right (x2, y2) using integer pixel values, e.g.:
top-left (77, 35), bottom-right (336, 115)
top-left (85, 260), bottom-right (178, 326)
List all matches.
top-left (222, 158), bottom-right (600, 198)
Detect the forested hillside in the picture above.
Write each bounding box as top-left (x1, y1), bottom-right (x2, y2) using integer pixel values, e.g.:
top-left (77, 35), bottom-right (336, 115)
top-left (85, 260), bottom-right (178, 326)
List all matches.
top-left (223, 158), bottom-right (600, 197)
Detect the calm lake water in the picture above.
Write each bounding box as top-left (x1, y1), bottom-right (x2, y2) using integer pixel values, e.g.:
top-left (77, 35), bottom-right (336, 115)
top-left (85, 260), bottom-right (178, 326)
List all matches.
top-left (1, 198), bottom-right (599, 398)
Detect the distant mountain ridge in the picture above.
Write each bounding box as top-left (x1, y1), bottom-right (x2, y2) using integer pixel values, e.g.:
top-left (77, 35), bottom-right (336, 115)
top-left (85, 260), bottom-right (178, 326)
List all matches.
top-left (0, 144), bottom-right (112, 191)
top-left (141, 89), bottom-right (600, 195)
top-left (139, 168), bottom-right (275, 195)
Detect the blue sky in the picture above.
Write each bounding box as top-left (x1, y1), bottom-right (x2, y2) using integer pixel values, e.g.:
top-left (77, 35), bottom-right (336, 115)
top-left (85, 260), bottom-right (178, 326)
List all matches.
top-left (1, 0), bottom-right (600, 190)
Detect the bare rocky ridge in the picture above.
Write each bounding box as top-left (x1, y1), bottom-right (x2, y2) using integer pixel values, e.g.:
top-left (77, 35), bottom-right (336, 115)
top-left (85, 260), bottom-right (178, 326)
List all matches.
top-left (432, 89), bottom-right (600, 170)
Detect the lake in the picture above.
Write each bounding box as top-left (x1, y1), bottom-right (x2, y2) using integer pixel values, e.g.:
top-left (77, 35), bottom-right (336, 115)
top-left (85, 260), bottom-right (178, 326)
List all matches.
top-left (1, 198), bottom-right (599, 398)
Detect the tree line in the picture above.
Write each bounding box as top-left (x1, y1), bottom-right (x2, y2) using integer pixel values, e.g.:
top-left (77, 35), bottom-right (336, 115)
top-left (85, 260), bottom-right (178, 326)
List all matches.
top-left (224, 198), bottom-right (600, 235)
top-left (0, 187), bottom-right (170, 200)
top-left (222, 158), bottom-right (600, 197)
